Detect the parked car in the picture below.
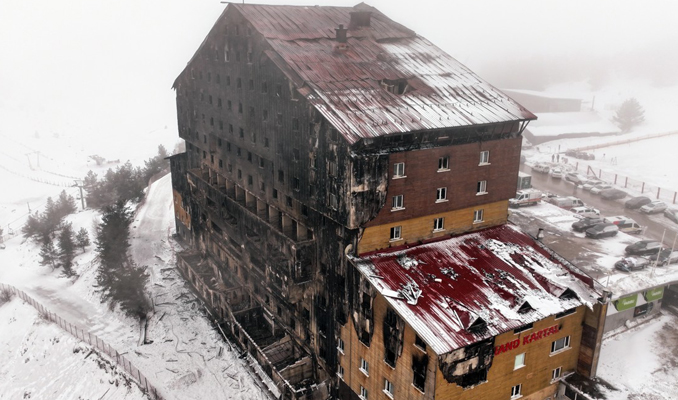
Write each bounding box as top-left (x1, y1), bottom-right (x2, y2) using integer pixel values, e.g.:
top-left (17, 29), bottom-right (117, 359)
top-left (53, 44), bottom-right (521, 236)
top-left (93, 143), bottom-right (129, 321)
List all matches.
top-left (572, 217), bottom-right (605, 232)
top-left (582, 178), bottom-right (605, 191)
top-left (604, 216), bottom-right (643, 234)
top-left (625, 240), bottom-right (663, 256)
top-left (615, 257), bottom-right (650, 272)
top-left (549, 196), bottom-right (585, 210)
top-left (585, 223), bottom-right (619, 238)
top-left (639, 200), bottom-right (668, 214)
top-left (649, 249), bottom-right (678, 266)
top-left (600, 189), bottom-right (627, 201)
top-left (590, 184), bottom-right (613, 194)
top-left (531, 163), bottom-right (550, 174)
top-left (564, 173), bottom-right (586, 185)
top-left (549, 168), bottom-right (563, 179)
top-left (625, 196), bottom-right (652, 209)
top-left (571, 206), bottom-right (600, 219)
top-left (664, 207), bottom-right (678, 224)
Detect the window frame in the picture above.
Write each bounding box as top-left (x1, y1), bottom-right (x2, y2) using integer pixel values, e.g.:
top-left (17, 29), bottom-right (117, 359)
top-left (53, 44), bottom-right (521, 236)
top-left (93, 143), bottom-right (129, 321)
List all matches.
top-left (337, 338), bottom-right (345, 354)
top-left (477, 180), bottom-right (488, 195)
top-left (552, 366), bottom-right (562, 381)
top-left (390, 226), bottom-right (402, 241)
top-left (393, 162), bottom-right (406, 178)
top-left (473, 209), bottom-right (484, 223)
top-left (436, 187), bottom-right (447, 202)
top-left (383, 379), bottom-right (394, 398)
top-left (359, 358), bottom-right (369, 376)
top-left (392, 194), bottom-right (404, 211)
top-left (360, 385), bottom-right (368, 400)
top-left (550, 336), bottom-right (571, 354)
top-left (433, 217), bottom-right (444, 232)
top-left (511, 384), bottom-right (522, 399)
top-left (514, 353), bottom-right (526, 370)
top-left (337, 364), bottom-right (344, 379)
top-left (438, 156), bottom-right (450, 171)
top-left (479, 150), bottom-right (490, 165)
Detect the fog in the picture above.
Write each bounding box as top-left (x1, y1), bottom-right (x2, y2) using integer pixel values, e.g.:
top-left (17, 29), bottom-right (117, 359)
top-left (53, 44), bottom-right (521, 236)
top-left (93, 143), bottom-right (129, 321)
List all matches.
top-left (1, 0), bottom-right (677, 141)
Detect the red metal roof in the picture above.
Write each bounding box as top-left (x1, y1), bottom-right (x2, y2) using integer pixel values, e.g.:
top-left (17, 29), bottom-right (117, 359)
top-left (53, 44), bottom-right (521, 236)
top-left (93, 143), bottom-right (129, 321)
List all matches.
top-left (353, 224), bottom-right (600, 355)
top-left (234, 3), bottom-right (536, 145)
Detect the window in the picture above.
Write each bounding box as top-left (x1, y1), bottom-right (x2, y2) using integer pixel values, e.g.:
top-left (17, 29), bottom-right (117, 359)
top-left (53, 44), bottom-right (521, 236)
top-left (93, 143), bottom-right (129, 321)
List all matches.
top-left (551, 336), bottom-right (571, 353)
top-left (237, 169), bottom-right (242, 179)
top-left (329, 193), bottom-right (338, 210)
top-left (433, 217), bottom-right (444, 231)
top-left (292, 118), bottom-right (299, 131)
top-left (359, 358), bottom-right (369, 376)
top-left (262, 109), bottom-right (268, 121)
top-left (259, 158), bottom-right (265, 168)
top-left (337, 364), bottom-right (344, 379)
top-left (237, 77), bottom-right (241, 88)
top-left (209, 95), bottom-right (213, 104)
top-left (276, 113), bottom-right (283, 125)
top-left (392, 195), bottom-right (404, 210)
top-left (383, 379), bottom-right (394, 398)
top-left (239, 128), bottom-right (244, 139)
top-left (278, 170), bottom-right (284, 183)
top-left (390, 226), bottom-right (402, 241)
top-left (414, 335), bottom-right (426, 351)
top-left (238, 102), bottom-right (243, 114)
top-left (247, 175), bottom-right (253, 186)
top-left (473, 209), bottom-right (484, 223)
top-left (328, 161), bottom-right (337, 177)
top-left (438, 156), bottom-right (449, 170)
top-left (276, 84), bottom-right (282, 97)
top-left (477, 180), bottom-right (487, 194)
top-left (226, 75), bottom-right (231, 86)
top-left (264, 137), bottom-right (270, 148)
top-left (248, 79), bottom-right (254, 90)
top-left (479, 150), bottom-right (490, 165)
top-left (286, 196), bottom-right (292, 207)
top-left (293, 148), bottom-right (300, 160)
top-left (261, 81), bottom-right (268, 93)
top-left (511, 384), bottom-right (522, 399)
top-left (218, 159), bottom-right (223, 168)
top-left (360, 386), bottom-right (368, 400)
top-left (436, 187), bottom-right (447, 202)
top-left (514, 353), bottom-right (525, 370)
top-left (337, 338), bottom-right (344, 354)
top-left (552, 367), bottom-right (562, 381)
top-left (293, 177), bottom-right (300, 191)
top-left (393, 162), bottom-right (405, 178)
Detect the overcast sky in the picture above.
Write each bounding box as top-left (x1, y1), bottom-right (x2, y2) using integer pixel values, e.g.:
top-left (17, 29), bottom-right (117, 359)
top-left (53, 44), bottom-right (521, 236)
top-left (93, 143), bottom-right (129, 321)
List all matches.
top-left (1, 0), bottom-right (677, 139)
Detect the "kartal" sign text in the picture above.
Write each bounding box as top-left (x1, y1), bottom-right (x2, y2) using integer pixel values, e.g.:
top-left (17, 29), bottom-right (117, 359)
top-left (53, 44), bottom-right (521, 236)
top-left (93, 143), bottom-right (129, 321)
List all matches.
top-left (494, 325), bottom-right (560, 355)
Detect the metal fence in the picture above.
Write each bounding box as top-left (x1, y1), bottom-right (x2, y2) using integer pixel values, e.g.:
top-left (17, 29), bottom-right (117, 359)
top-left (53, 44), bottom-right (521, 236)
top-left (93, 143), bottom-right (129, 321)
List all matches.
top-left (0, 282), bottom-right (165, 400)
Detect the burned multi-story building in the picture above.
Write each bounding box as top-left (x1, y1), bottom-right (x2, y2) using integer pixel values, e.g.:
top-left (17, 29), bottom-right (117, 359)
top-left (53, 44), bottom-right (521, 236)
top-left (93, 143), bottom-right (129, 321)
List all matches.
top-left (170, 3), bottom-right (606, 400)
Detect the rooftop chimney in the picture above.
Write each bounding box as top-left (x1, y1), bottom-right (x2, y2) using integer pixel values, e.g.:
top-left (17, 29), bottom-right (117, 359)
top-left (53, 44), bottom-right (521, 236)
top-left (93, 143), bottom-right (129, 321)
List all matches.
top-left (349, 11), bottom-right (372, 28)
top-left (335, 24), bottom-right (347, 43)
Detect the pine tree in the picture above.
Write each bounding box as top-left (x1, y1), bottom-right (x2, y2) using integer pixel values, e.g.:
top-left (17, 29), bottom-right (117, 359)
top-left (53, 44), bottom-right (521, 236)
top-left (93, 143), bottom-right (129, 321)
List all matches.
top-left (76, 227), bottom-right (91, 252)
top-left (39, 238), bottom-right (59, 270)
top-left (22, 212), bottom-right (42, 240)
top-left (56, 190), bottom-right (77, 218)
top-left (58, 223), bottom-right (76, 277)
top-left (95, 201), bottom-right (149, 316)
top-left (613, 98), bottom-right (645, 133)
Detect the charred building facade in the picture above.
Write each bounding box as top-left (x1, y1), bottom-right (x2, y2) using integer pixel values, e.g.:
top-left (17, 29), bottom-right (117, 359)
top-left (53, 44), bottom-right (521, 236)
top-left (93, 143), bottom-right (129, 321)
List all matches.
top-left (169, 3), bottom-right (605, 400)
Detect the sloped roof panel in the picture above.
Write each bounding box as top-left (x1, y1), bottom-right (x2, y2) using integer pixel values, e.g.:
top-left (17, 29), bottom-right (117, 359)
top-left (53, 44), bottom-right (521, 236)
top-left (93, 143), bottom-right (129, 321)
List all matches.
top-left (353, 224), bottom-right (600, 355)
top-left (235, 3), bottom-right (536, 144)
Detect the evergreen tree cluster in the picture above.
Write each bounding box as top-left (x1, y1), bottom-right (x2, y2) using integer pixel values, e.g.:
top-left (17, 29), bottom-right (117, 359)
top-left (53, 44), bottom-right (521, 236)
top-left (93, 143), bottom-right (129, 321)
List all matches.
top-left (95, 201), bottom-right (150, 318)
top-left (613, 98), bottom-right (645, 133)
top-left (83, 145), bottom-right (169, 210)
top-left (21, 190), bottom-right (90, 277)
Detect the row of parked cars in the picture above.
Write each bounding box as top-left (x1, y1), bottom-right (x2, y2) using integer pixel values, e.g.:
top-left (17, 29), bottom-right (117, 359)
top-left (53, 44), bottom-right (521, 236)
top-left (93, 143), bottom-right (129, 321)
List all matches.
top-left (624, 195), bottom-right (678, 223)
top-left (614, 240), bottom-right (678, 272)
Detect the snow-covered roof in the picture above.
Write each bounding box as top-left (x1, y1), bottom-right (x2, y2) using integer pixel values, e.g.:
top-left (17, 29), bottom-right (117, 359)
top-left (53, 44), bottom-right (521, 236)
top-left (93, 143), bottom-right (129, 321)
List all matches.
top-left (527, 111), bottom-right (620, 137)
top-left (228, 3), bottom-right (536, 144)
top-left (353, 224), bottom-right (600, 355)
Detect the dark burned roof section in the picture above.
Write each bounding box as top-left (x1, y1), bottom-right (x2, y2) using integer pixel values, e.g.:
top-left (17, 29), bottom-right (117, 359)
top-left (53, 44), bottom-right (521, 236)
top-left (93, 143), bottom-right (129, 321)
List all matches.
top-left (235, 3), bottom-right (536, 144)
top-left (353, 224), bottom-right (600, 355)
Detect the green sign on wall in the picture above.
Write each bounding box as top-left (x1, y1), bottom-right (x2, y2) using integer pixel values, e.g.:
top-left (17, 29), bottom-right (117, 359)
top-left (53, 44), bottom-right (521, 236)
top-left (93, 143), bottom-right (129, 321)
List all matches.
top-left (615, 294), bottom-right (638, 311)
top-left (644, 287), bottom-right (664, 302)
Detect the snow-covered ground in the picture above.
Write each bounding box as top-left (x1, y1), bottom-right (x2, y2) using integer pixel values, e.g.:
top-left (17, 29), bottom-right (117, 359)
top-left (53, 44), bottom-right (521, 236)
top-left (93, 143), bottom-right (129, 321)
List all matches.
top-left (0, 175), bottom-right (269, 400)
top-left (0, 297), bottom-right (146, 400)
top-left (597, 312), bottom-right (678, 400)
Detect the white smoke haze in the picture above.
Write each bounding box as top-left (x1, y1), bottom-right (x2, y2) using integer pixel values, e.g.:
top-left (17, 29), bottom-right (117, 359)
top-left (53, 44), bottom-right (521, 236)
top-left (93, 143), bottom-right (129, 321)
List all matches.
top-left (1, 0), bottom-right (677, 142)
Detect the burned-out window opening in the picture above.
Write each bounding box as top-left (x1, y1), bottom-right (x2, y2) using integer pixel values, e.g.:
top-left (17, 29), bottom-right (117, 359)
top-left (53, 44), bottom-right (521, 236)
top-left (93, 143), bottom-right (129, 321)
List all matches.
top-left (301, 205), bottom-right (308, 216)
top-left (219, 120), bottom-right (223, 130)
top-left (207, 72), bottom-right (211, 82)
top-left (276, 113), bottom-right (283, 125)
top-left (227, 163), bottom-right (232, 172)
top-left (226, 142), bottom-right (231, 151)
top-left (210, 117), bottom-right (214, 126)
top-left (273, 189), bottom-right (278, 199)
top-left (236, 147), bottom-right (241, 157)
top-left (412, 353), bottom-right (428, 392)
top-left (229, 124), bottom-right (234, 134)
top-left (202, 151), bottom-right (206, 159)
top-left (217, 98), bottom-right (222, 107)
top-left (259, 181), bottom-right (265, 192)
top-left (237, 169), bottom-right (242, 179)
top-left (276, 84), bottom-right (282, 97)
top-left (262, 109), bottom-right (268, 121)
top-left (286, 196), bottom-right (292, 207)
top-left (292, 118), bottom-right (299, 130)
top-left (247, 152), bottom-right (252, 162)
top-left (329, 128), bottom-right (338, 142)
top-left (239, 128), bottom-right (244, 139)
top-left (247, 175), bottom-right (253, 186)
top-left (514, 323), bottom-right (533, 334)
top-left (555, 308), bottom-right (577, 319)
top-left (258, 157), bottom-right (265, 168)
top-left (227, 100), bottom-right (232, 111)
top-left (329, 193), bottom-right (338, 210)
top-left (218, 159), bottom-right (223, 168)
top-left (264, 137), bottom-right (269, 147)
top-left (209, 95), bottom-right (213, 105)
top-left (261, 81), bottom-right (268, 93)
top-left (460, 368), bottom-right (488, 388)
top-left (203, 135), bottom-right (207, 144)
top-left (216, 74), bottom-right (220, 84)
top-left (238, 102), bottom-right (243, 114)
top-left (210, 154), bottom-right (214, 163)
top-left (360, 330), bottom-right (370, 346)
top-left (292, 177), bottom-right (300, 191)
top-left (328, 161), bottom-right (337, 176)
top-left (278, 170), bottom-right (284, 183)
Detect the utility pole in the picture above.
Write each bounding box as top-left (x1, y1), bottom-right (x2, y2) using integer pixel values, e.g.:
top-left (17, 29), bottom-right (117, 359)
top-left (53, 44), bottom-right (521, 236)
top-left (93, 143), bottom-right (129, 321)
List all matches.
top-left (73, 180), bottom-right (86, 210)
